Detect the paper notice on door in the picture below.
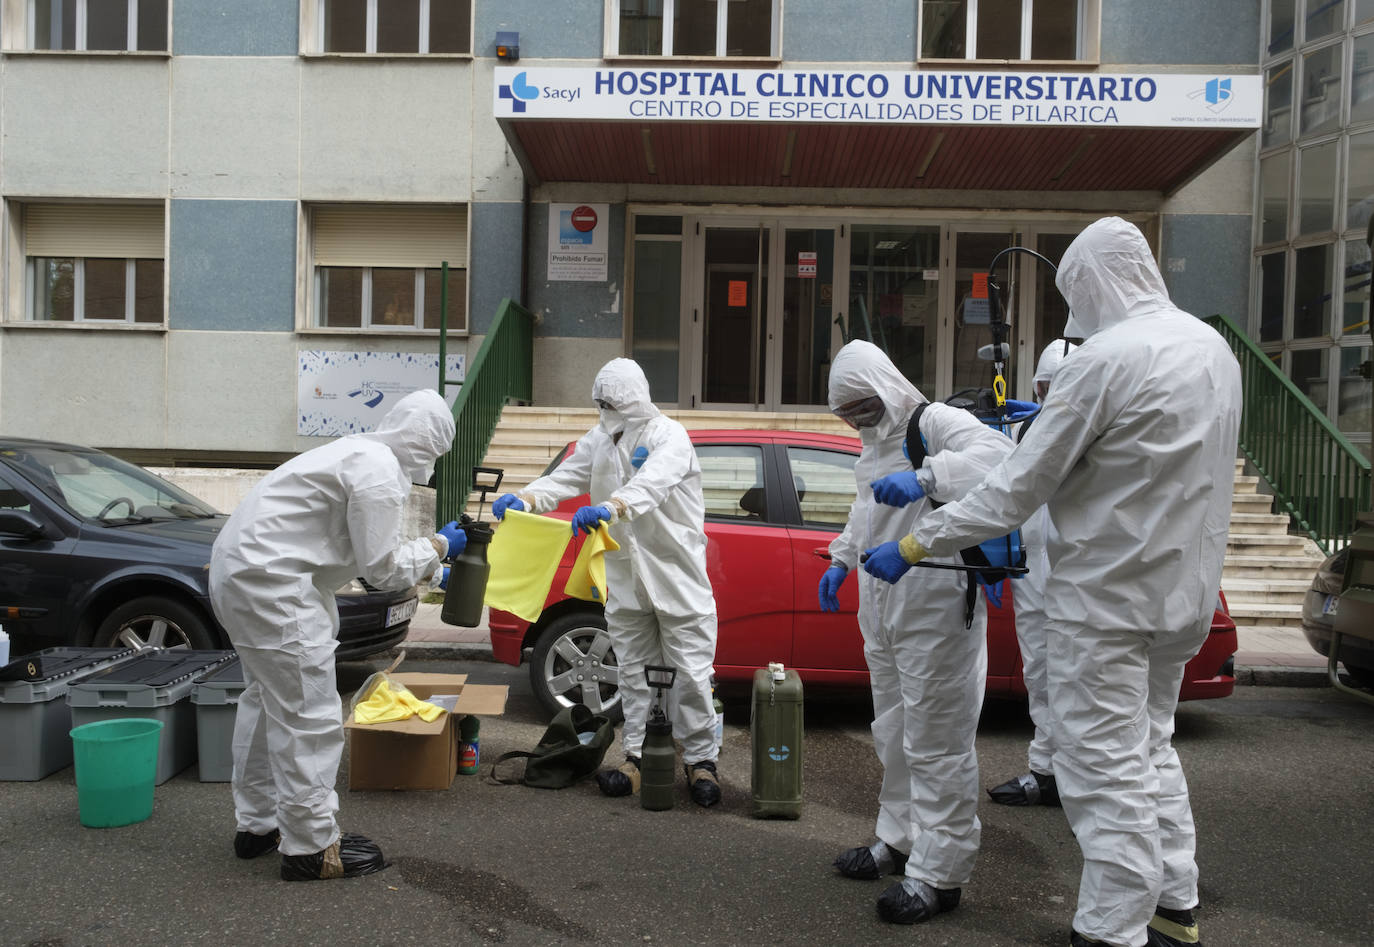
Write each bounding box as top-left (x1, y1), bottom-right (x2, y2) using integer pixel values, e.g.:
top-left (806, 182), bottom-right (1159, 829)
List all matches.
top-left (728, 280), bottom-right (748, 307)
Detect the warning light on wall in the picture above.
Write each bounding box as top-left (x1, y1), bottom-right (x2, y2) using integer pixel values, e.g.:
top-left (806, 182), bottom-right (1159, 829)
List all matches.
top-left (496, 31), bottom-right (520, 61)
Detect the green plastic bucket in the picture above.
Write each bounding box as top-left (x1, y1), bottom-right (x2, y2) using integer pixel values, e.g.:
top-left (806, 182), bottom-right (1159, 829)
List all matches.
top-left (69, 718), bottom-right (164, 828)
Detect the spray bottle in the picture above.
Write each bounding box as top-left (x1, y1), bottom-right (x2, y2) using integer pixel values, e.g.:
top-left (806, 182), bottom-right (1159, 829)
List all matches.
top-left (640, 664), bottom-right (678, 811)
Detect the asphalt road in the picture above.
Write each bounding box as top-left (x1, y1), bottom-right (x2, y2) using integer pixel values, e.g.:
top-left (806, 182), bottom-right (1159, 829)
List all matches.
top-left (2, 660), bottom-right (1371, 947)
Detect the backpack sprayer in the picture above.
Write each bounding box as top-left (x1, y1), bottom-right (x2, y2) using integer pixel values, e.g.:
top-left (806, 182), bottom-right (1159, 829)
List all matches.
top-left (860, 246), bottom-right (1063, 614)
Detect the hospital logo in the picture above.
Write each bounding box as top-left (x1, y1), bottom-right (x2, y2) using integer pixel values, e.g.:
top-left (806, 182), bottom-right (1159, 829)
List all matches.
top-left (348, 384), bottom-right (385, 409)
top-left (1189, 77), bottom-right (1233, 114)
top-left (498, 72), bottom-right (540, 113)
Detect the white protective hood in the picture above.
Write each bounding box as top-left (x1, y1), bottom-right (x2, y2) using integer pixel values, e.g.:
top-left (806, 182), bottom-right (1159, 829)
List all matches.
top-left (1057, 217), bottom-right (1170, 340)
top-left (828, 340), bottom-right (927, 444)
top-left (592, 358), bottom-right (661, 437)
top-left (366, 389), bottom-right (456, 484)
top-left (1033, 339), bottom-right (1078, 389)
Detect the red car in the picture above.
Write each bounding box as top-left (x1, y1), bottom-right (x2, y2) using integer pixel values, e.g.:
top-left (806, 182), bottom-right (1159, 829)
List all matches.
top-left (488, 429), bottom-right (1237, 720)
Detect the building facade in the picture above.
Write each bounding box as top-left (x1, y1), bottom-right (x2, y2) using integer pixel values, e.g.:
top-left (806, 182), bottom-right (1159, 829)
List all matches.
top-left (0, 1), bottom-right (1266, 465)
top-left (1254, 0), bottom-right (1374, 458)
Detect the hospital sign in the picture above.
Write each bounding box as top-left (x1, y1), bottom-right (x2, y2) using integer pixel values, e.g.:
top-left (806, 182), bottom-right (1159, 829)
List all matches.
top-left (496, 67), bottom-right (1261, 129)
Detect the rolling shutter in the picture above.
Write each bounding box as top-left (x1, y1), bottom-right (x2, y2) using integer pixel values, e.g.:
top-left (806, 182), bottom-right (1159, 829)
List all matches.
top-left (24, 204), bottom-right (165, 259)
top-left (312, 205), bottom-right (468, 268)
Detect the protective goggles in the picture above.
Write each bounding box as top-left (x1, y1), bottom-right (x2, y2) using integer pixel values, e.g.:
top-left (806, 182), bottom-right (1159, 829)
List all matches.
top-left (834, 395), bottom-right (886, 429)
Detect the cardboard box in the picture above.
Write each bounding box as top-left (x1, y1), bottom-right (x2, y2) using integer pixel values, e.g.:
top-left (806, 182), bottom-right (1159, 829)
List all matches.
top-left (344, 673), bottom-right (508, 791)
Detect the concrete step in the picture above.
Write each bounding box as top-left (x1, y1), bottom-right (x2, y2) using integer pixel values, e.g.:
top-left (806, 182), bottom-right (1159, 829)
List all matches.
top-left (1231, 490), bottom-right (1275, 508)
top-left (1222, 555), bottom-right (1325, 580)
top-left (1219, 577), bottom-right (1316, 604)
top-left (1226, 533), bottom-right (1318, 555)
top-left (1227, 512), bottom-right (1296, 534)
top-left (1232, 475), bottom-right (1262, 494)
top-left (1225, 600), bottom-right (1305, 628)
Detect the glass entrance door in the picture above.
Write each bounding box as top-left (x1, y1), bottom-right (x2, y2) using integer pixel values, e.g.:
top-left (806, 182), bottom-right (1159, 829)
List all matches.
top-left (693, 219), bottom-right (839, 410)
top-left (700, 225), bottom-right (769, 405)
top-left (950, 229), bottom-right (1016, 396)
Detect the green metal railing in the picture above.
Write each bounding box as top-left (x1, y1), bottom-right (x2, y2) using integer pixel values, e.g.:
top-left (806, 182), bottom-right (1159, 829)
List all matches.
top-left (1205, 312), bottom-right (1372, 553)
top-left (436, 294), bottom-right (534, 523)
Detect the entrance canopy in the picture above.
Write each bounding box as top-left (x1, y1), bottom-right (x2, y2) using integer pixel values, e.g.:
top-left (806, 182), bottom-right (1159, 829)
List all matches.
top-left (495, 67), bottom-right (1261, 193)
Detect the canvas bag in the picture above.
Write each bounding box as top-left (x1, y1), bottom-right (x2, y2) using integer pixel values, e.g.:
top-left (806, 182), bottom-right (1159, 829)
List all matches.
top-left (491, 704), bottom-right (615, 789)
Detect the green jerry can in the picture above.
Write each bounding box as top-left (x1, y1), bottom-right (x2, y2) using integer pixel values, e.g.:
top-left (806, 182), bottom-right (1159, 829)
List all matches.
top-left (751, 662), bottom-right (803, 819)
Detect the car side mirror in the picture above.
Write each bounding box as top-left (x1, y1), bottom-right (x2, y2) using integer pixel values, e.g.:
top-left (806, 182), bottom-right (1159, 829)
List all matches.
top-left (0, 509), bottom-right (46, 540)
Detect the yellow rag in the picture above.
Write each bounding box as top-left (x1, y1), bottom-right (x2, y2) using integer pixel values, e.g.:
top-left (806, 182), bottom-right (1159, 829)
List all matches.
top-left (352, 679), bottom-right (444, 724)
top-left (564, 523), bottom-right (620, 603)
top-left (483, 509), bottom-right (574, 622)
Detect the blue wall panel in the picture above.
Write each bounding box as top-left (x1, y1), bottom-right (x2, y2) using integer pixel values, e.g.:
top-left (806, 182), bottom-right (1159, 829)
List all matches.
top-left (468, 201), bottom-right (526, 335)
top-left (526, 203), bottom-right (627, 338)
top-left (476, 1), bottom-right (603, 60)
top-left (1161, 213), bottom-right (1252, 323)
top-left (170, 200), bottom-right (297, 331)
top-left (1102, 0), bottom-right (1258, 66)
top-left (174, 0), bottom-right (298, 56)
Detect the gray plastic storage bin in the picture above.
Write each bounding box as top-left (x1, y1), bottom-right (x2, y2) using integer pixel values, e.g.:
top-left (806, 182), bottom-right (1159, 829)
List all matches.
top-left (0, 648), bottom-right (137, 781)
top-left (190, 656), bottom-right (244, 782)
top-left (67, 650), bottom-right (235, 785)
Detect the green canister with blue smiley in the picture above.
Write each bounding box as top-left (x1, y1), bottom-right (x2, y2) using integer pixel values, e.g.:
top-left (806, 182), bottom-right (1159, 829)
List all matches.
top-left (750, 663), bottom-right (803, 819)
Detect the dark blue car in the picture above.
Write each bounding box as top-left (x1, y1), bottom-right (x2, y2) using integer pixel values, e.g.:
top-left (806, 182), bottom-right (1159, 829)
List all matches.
top-left (0, 438), bottom-right (415, 661)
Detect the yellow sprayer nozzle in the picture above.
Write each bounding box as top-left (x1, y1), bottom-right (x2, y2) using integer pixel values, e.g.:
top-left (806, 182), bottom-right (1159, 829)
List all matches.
top-left (993, 375), bottom-right (1007, 408)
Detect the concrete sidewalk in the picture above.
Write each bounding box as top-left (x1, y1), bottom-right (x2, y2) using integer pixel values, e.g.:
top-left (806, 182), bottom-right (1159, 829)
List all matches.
top-left (394, 600), bottom-right (1333, 688)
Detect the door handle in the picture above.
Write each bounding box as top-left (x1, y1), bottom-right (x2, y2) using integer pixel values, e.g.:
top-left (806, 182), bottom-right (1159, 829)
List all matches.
top-left (811, 548), bottom-right (832, 560)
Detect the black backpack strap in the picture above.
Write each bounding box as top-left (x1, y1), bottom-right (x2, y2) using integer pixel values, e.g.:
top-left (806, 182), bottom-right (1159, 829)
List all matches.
top-left (905, 403), bottom-right (931, 471)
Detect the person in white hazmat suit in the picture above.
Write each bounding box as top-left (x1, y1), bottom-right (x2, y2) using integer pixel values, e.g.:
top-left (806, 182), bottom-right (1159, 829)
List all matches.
top-left (820, 340), bottom-right (1012, 925)
top-left (986, 338), bottom-right (1078, 809)
top-left (862, 217), bottom-right (1241, 947)
top-left (209, 389), bottom-right (463, 881)
top-left (489, 358), bottom-right (723, 807)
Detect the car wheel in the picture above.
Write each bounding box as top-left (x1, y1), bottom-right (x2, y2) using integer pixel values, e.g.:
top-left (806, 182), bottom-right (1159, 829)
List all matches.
top-left (94, 595), bottom-right (219, 651)
top-left (529, 610), bottom-right (623, 723)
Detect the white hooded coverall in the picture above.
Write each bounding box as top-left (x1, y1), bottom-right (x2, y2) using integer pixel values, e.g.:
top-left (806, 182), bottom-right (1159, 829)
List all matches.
top-left (827, 340), bottom-right (1012, 890)
top-left (519, 359), bottom-right (720, 764)
top-left (1014, 339), bottom-right (1077, 778)
top-left (911, 218), bottom-right (1242, 946)
top-left (209, 389), bottom-right (454, 856)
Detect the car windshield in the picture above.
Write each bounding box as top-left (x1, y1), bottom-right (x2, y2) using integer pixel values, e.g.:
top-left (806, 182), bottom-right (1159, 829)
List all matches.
top-left (0, 446), bottom-right (221, 523)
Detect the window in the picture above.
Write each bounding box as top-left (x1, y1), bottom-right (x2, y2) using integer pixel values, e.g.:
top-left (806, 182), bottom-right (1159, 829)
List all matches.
top-left (27, 0), bottom-right (167, 51)
top-left (696, 445), bottom-right (766, 521)
top-left (309, 205), bottom-right (467, 331)
top-left (920, 0), bottom-right (1087, 61)
top-left (784, 447), bottom-right (857, 528)
top-left (21, 203), bottom-right (164, 324)
top-left (630, 215), bottom-right (683, 403)
top-left (610, 0), bottom-right (778, 58)
top-left (313, 0), bottom-right (470, 54)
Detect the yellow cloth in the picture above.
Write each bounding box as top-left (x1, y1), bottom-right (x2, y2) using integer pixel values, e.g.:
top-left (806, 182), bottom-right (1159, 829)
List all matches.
top-left (483, 509), bottom-right (574, 622)
top-left (353, 679), bottom-right (444, 724)
top-left (564, 523), bottom-right (620, 603)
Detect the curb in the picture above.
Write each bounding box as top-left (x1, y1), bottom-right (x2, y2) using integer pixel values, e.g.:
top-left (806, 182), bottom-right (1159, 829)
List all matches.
top-left (1235, 664), bottom-right (1330, 688)
top-left (386, 641), bottom-right (498, 663)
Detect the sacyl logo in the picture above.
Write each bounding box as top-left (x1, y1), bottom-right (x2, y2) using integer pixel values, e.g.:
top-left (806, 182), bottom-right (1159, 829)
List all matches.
top-left (498, 72), bottom-right (540, 113)
top-left (768, 744), bottom-right (790, 762)
top-left (1189, 77), bottom-right (1233, 114)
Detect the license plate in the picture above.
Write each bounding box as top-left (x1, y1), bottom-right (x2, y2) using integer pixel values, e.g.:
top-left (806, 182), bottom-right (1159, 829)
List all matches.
top-left (1322, 594), bottom-right (1340, 617)
top-left (386, 597), bottom-right (418, 627)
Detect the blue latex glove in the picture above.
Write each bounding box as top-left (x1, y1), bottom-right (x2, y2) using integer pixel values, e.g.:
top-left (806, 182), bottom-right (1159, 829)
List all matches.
top-left (492, 493), bottom-right (525, 520)
top-left (979, 577), bottom-right (1004, 609)
top-left (571, 504), bottom-right (613, 535)
top-left (871, 471), bottom-right (926, 507)
top-left (438, 565), bottom-right (450, 590)
top-left (631, 446), bottom-right (649, 469)
top-left (862, 542), bottom-right (915, 584)
top-left (437, 520), bottom-right (467, 558)
top-left (817, 565), bottom-right (849, 612)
